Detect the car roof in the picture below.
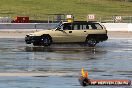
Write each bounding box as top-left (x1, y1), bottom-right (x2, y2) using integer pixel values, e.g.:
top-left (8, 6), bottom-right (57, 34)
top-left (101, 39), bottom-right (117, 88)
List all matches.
top-left (62, 21), bottom-right (99, 24)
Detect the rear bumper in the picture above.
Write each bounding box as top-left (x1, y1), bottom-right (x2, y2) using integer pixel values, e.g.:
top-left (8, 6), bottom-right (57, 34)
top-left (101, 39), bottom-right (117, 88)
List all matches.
top-left (99, 34), bottom-right (108, 41)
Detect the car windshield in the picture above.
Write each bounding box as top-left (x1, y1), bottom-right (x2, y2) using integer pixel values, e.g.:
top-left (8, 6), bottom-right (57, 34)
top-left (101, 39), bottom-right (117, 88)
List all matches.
top-left (53, 21), bottom-right (63, 29)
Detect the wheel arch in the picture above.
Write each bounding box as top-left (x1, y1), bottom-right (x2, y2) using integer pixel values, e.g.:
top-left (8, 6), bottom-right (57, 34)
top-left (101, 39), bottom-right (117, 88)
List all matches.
top-left (86, 34), bottom-right (108, 42)
top-left (41, 34), bottom-right (53, 42)
top-left (86, 34), bottom-right (97, 40)
top-left (85, 34), bottom-right (98, 47)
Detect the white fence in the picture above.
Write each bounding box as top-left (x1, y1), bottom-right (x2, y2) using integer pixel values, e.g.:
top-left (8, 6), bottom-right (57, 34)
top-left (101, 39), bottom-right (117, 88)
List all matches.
top-left (0, 23), bottom-right (132, 31)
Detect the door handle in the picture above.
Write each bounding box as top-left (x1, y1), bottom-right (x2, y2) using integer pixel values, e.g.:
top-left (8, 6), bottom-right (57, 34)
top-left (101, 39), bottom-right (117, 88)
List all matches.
top-left (69, 31), bottom-right (72, 33)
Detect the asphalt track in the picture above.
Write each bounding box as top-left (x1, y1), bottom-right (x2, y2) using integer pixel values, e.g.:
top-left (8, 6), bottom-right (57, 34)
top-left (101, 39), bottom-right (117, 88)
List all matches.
top-left (0, 31), bottom-right (132, 88)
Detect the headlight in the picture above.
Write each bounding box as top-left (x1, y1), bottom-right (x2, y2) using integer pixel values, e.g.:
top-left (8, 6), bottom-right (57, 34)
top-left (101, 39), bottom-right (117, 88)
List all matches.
top-left (28, 34), bottom-right (36, 36)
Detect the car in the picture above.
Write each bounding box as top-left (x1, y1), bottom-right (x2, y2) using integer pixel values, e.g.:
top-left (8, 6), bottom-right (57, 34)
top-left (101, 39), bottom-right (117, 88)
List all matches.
top-left (25, 21), bottom-right (108, 47)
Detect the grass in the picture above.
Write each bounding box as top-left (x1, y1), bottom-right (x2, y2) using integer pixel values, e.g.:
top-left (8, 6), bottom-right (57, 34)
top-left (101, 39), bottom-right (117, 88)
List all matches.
top-left (0, 0), bottom-right (132, 20)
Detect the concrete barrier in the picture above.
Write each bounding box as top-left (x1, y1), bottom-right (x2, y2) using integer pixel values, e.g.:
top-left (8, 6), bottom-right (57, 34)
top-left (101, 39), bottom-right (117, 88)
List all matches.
top-left (0, 23), bottom-right (57, 29)
top-left (0, 23), bottom-right (35, 29)
top-left (0, 23), bottom-right (132, 31)
top-left (102, 23), bottom-right (130, 31)
top-left (128, 24), bottom-right (132, 32)
top-left (35, 23), bottom-right (57, 29)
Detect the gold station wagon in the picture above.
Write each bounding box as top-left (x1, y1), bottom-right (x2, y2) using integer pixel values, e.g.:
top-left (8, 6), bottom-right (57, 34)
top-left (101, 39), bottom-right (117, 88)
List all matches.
top-left (25, 21), bottom-right (108, 47)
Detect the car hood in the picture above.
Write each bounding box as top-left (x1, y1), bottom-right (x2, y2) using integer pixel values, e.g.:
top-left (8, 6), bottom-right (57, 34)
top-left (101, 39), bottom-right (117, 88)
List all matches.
top-left (27, 29), bottom-right (54, 36)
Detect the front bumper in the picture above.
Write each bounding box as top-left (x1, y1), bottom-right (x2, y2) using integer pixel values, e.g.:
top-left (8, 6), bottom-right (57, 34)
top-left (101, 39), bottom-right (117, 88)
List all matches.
top-left (25, 35), bottom-right (40, 44)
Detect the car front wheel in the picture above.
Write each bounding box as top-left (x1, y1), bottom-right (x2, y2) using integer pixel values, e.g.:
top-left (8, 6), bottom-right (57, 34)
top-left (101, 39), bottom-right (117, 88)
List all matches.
top-left (41, 36), bottom-right (52, 46)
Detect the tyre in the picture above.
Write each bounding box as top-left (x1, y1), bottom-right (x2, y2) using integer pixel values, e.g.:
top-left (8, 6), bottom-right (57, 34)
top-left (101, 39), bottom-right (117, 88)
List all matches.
top-left (41, 36), bottom-right (52, 46)
top-left (85, 36), bottom-right (97, 47)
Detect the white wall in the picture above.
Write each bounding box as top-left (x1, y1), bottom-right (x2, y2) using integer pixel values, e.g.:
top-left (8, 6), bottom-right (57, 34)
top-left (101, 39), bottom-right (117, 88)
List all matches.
top-left (128, 24), bottom-right (132, 32)
top-left (103, 23), bottom-right (132, 31)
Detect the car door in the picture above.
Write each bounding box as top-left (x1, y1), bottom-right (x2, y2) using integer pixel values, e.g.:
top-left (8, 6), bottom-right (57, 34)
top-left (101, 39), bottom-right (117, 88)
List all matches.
top-left (50, 30), bottom-right (69, 43)
top-left (63, 23), bottom-right (87, 43)
top-left (50, 23), bottom-right (73, 43)
top-left (51, 23), bottom-right (87, 43)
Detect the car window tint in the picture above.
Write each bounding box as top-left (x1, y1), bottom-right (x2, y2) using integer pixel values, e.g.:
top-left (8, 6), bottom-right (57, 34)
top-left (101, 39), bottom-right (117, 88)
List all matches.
top-left (82, 25), bottom-right (89, 29)
top-left (73, 24), bottom-right (93, 30)
top-left (94, 23), bottom-right (103, 29)
top-left (73, 24), bottom-right (80, 30)
top-left (71, 22), bottom-right (103, 30)
top-left (79, 25), bottom-right (87, 30)
top-left (73, 25), bottom-right (78, 30)
top-left (91, 24), bottom-right (97, 29)
top-left (80, 25), bottom-right (83, 29)
top-left (60, 24), bottom-right (63, 30)
top-left (87, 25), bottom-right (92, 29)
top-left (63, 23), bottom-right (72, 30)
top-left (88, 23), bottom-right (103, 29)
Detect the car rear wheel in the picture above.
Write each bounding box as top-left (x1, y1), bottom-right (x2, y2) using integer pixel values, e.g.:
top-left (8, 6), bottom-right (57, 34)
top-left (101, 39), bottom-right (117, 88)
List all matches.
top-left (85, 37), bottom-right (97, 47)
top-left (41, 36), bottom-right (52, 46)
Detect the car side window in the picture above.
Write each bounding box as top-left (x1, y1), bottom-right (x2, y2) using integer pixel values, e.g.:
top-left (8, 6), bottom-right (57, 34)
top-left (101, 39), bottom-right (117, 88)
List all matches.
top-left (84, 24), bottom-right (92, 30)
top-left (73, 24), bottom-right (90, 30)
top-left (63, 23), bottom-right (72, 30)
top-left (91, 24), bottom-right (97, 29)
top-left (85, 23), bottom-right (101, 30)
top-left (88, 23), bottom-right (103, 30)
top-left (67, 22), bottom-right (103, 30)
top-left (94, 23), bottom-right (103, 29)
top-left (72, 24), bottom-right (80, 30)
top-left (73, 25), bottom-right (78, 30)
top-left (82, 25), bottom-right (89, 30)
